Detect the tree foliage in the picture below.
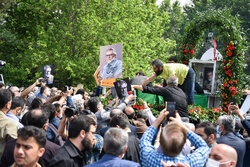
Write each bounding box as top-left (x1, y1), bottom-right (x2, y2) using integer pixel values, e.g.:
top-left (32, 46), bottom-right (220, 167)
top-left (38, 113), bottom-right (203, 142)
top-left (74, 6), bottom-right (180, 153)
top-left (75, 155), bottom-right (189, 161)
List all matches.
top-left (0, 0), bottom-right (175, 90)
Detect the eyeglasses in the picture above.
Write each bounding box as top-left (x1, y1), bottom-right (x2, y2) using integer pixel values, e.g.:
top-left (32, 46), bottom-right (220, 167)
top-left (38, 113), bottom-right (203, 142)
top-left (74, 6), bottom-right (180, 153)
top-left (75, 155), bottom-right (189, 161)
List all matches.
top-left (106, 54), bottom-right (114, 57)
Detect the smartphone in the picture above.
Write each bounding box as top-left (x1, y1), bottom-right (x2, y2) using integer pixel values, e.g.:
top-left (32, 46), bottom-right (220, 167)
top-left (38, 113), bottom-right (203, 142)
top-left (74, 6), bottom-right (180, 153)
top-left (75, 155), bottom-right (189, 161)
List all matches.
top-left (231, 98), bottom-right (236, 105)
top-left (166, 101), bottom-right (176, 121)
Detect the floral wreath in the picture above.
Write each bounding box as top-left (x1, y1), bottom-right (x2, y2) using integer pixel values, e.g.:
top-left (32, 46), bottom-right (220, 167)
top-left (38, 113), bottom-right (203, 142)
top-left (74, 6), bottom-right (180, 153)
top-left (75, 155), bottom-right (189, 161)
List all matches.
top-left (179, 9), bottom-right (248, 112)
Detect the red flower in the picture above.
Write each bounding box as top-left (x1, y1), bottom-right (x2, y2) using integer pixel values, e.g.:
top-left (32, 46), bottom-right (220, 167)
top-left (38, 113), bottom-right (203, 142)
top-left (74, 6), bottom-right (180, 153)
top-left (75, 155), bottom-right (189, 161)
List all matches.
top-left (148, 104), bottom-right (152, 108)
top-left (128, 91), bottom-right (133, 94)
top-left (182, 61), bottom-right (189, 64)
top-left (229, 43), bottom-right (234, 50)
top-left (190, 49), bottom-right (195, 55)
top-left (223, 83), bottom-right (228, 88)
top-left (234, 80), bottom-right (237, 84)
top-left (224, 67), bottom-right (227, 70)
top-left (226, 52), bottom-right (233, 57)
top-left (227, 66), bottom-right (231, 69)
top-left (183, 49), bottom-right (188, 53)
top-left (214, 108), bottom-right (220, 113)
top-left (224, 96), bottom-right (227, 100)
top-left (223, 60), bottom-right (226, 64)
top-left (225, 47), bottom-right (230, 51)
top-left (228, 81), bottom-right (233, 84)
top-left (222, 93), bottom-right (226, 96)
top-left (214, 57), bottom-right (217, 61)
top-left (190, 44), bottom-right (193, 48)
top-left (229, 60), bottom-right (232, 64)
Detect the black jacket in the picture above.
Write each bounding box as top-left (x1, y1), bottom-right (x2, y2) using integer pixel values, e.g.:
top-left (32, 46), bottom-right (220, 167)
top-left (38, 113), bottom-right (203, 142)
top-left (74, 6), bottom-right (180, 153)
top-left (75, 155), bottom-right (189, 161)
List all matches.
top-left (48, 140), bottom-right (86, 167)
top-left (142, 85), bottom-right (188, 117)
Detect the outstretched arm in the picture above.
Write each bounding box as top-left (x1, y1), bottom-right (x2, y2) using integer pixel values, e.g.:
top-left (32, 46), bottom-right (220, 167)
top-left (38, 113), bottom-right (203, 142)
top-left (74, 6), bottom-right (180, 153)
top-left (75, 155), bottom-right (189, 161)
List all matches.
top-left (21, 78), bottom-right (43, 99)
top-left (142, 74), bottom-right (156, 86)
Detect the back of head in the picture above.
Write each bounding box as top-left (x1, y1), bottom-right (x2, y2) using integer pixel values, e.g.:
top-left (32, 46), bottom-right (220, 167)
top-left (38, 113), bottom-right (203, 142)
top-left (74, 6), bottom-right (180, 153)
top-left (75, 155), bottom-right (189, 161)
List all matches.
top-left (136, 71), bottom-right (145, 76)
top-left (87, 97), bottom-right (101, 113)
top-left (10, 96), bottom-right (26, 110)
top-left (29, 97), bottom-right (43, 110)
top-left (168, 56), bottom-right (178, 63)
top-left (41, 103), bottom-right (56, 122)
top-left (76, 88), bottom-right (85, 95)
top-left (110, 108), bottom-right (123, 118)
top-left (151, 59), bottom-right (163, 68)
top-left (0, 89), bottom-right (12, 110)
top-left (167, 76), bottom-right (178, 86)
top-left (137, 110), bottom-right (148, 120)
top-left (196, 121), bottom-right (216, 139)
top-left (110, 113), bottom-right (130, 129)
top-left (211, 144), bottom-right (238, 163)
top-left (125, 106), bottom-right (135, 119)
top-left (218, 115), bottom-right (235, 132)
top-left (17, 126), bottom-right (46, 148)
top-left (160, 122), bottom-right (187, 157)
top-left (104, 128), bottom-right (128, 156)
top-left (26, 109), bottom-right (48, 128)
top-left (68, 115), bottom-right (97, 138)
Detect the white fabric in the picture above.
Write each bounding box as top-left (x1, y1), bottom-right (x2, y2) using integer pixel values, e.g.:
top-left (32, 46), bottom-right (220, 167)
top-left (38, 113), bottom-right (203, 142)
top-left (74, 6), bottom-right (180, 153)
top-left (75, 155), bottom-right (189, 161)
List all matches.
top-left (201, 48), bottom-right (223, 60)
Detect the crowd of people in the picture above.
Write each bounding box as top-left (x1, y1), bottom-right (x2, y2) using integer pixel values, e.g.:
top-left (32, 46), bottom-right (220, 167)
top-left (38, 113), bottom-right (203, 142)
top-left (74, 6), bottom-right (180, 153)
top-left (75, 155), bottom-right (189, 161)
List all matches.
top-left (0, 58), bottom-right (249, 167)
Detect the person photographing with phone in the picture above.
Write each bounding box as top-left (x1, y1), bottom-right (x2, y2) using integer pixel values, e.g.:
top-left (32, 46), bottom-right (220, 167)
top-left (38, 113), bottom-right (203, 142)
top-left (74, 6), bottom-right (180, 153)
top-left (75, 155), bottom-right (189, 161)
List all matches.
top-left (132, 75), bottom-right (189, 120)
top-left (139, 109), bottom-right (209, 167)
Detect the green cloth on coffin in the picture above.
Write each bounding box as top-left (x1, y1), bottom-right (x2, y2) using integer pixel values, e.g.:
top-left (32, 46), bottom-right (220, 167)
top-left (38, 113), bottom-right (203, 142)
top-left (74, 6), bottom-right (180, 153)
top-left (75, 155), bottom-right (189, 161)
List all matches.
top-left (136, 90), bottom-right (164, 105)
top-left (194, 94), bottom-right (208, 108)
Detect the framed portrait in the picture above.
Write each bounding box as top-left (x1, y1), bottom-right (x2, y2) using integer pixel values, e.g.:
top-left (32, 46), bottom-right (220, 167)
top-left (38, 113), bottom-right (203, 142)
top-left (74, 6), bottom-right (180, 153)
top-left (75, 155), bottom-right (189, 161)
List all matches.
top-left (203, 67), bottom-right (213, 92)
top-left (42, 65), bottom-right (54, 85)
top-left (114, 78), bottom-right (131, 99)
top-left (99, 43), bottom-right (123, 80)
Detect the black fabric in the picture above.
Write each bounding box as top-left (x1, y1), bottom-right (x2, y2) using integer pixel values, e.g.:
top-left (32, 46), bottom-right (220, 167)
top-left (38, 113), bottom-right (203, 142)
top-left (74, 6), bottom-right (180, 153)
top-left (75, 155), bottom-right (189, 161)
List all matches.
top-left (0, 139), bottom-right (60, 167)
top-left (142, 85), bottom-right (189, 117)
top-left (48, 139), bottom-right (85, 167)
top-left (123, 132), bottom-right (141, 164)
top-left (217, 132), bottom-right (246, 167)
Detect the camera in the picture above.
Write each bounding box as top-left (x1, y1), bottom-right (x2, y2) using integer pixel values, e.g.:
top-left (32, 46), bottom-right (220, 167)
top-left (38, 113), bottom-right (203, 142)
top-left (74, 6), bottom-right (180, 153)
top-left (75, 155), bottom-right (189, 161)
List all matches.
top-left (64, 107), bottom-right (77, 118)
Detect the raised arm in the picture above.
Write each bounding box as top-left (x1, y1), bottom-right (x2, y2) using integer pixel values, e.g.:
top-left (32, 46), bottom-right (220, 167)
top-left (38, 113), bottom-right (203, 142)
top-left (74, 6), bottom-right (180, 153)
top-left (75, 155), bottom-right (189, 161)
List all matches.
top-left (142, 74), bottom-right (156, 86)
top-left (21, 78), bottom-right (43, 99)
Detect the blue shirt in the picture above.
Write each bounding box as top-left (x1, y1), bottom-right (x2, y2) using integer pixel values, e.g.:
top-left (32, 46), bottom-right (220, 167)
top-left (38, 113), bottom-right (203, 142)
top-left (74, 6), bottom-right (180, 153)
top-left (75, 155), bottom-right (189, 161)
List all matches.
top-left (85, 154), bottom-right (140, 167)
top-left (140, 126), bottom-right (209, 167)
top-left (6, 112), bottom-right (24, 129)
top-left (47, 117), bottom-right (60, 141)
top-left (100, 59), bottom-right (122, 79)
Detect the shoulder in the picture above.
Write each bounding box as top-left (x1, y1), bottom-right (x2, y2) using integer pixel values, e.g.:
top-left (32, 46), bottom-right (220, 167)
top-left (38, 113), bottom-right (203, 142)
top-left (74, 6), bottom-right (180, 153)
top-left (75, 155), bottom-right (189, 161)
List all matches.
top-left (120, 159), bottom-right (140, 166)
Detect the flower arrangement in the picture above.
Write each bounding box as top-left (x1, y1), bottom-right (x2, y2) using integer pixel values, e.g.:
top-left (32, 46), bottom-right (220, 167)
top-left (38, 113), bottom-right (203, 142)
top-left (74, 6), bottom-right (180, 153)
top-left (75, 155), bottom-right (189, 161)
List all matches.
top-left (188, 105), bottom-right (225, 124)
top-left (180, 9), bottom-right (248, 113)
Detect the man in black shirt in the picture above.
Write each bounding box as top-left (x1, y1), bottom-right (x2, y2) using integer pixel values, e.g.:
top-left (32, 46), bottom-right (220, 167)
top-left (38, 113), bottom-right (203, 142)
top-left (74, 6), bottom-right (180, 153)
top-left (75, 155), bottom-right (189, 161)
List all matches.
top-left (132, 75), bottom-right (188, 118)
top-left (48, 115), bottom-right (97, 167)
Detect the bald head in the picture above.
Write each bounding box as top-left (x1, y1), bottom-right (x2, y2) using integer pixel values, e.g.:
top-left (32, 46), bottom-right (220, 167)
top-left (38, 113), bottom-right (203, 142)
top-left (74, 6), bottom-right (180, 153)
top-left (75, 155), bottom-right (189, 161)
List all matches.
top-left (209, 144), bottom-right (237, 166)
top-left (125, 106), bottom-right (134, 115)
top-left (167, 76), bottom-right (178, 86)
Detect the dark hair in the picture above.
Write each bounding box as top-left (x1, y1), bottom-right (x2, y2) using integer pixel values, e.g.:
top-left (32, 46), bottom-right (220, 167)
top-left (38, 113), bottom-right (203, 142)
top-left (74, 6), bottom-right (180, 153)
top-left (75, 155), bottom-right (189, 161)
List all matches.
top-left (168, 56), bottom-right (178, 63)
top-left (41, 103), bottom-right (56, 122)
top-left (54, 103), bottom-right (61, 113)
top-left (26, 109), bottom-right (48, 128)
top-left (151, 59), bottom-right (163, 68)
top-left (196, 121), bottom-right (217, 139)
top-left (110, 113), bottom-right (130, 129)
top-left (87, 97), bottom-right (101, 113)
top-left (76, 89), bottom-right (86, 96)
top-left (10, 96), bottom-right (26, 110)
top-left (135, 71), bottom-right (145, 76)
top-left (0, 83), bottom-right (5, 89)
top-left (40, 86), bottom-right (47, 95)
top-left (137, 110), bottom-right (148, 120)
top-left (29, 97), bottom-right (43, 110)
top-left (17, 126), bottom-right (46, 148)
top-left (68, 115), bottom-right (96, 138)
top-left (0, 89), bottom-right (12, 110)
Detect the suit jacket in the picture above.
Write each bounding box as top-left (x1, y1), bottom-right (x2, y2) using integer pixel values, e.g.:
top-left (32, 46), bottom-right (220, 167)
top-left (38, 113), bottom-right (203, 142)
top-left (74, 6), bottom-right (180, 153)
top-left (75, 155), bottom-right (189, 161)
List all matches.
top-left (217, 132), bottom-right (246, 167)
top-left (0, 111), bottom-right (17, 159)
top-left (85, 154), bottom-right (140, 167)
